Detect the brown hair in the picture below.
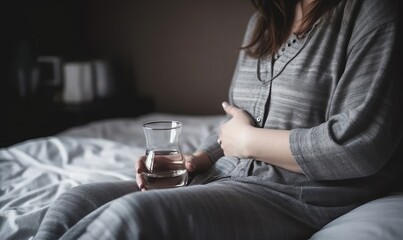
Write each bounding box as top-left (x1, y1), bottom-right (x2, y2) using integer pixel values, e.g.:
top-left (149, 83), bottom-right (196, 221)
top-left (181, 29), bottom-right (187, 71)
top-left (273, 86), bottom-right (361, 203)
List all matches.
top-left (244, 0), bottom-right (343, 58)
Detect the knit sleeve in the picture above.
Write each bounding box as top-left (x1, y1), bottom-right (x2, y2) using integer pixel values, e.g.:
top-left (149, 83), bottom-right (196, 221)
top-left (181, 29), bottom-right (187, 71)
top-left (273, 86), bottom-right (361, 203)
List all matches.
top-left (196, 129), bottom-right (223, 164)
top-left (290, 20), bottom-right (403, 181)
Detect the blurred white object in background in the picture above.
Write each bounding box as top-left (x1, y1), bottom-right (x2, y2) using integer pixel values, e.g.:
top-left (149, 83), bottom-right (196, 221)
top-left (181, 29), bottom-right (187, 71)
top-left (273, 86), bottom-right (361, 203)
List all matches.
top-left (63, 62), bottom-right (94, 104)
top-left (92, 60), bottom-right (114, 99)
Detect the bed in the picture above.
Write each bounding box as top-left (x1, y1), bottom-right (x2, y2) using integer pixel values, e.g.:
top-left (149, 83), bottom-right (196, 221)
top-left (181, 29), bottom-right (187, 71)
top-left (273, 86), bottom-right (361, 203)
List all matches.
top-left (1, 113), bottom-right (403, 239)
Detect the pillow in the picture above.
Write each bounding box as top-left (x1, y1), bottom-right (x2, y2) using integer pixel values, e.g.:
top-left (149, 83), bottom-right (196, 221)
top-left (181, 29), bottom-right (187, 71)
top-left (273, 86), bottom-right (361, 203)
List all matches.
top-left (310, 192), bottom-right (403, 240)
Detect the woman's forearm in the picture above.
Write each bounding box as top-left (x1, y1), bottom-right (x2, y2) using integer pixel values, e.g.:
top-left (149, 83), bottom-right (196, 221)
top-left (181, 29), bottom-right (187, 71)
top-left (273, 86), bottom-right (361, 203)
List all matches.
top-left (243, 127), bottom-right (303, 174)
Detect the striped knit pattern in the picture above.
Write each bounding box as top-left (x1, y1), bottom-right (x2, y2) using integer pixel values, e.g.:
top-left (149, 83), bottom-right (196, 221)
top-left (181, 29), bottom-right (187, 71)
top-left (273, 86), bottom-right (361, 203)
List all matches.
top-left (35, 0), bottom-right (403, 239)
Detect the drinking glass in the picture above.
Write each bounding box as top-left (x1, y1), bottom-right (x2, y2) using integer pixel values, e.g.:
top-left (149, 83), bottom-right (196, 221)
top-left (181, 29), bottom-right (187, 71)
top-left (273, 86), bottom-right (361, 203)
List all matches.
top-left (142, 120), bottom-right (188, 189)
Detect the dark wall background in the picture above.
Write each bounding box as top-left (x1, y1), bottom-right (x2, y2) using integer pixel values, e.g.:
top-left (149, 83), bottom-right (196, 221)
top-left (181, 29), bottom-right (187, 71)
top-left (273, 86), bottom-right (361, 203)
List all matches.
top-left (0, 1), bottom-right (91, 105)
top-left (0, 0), bottom-right (254, 115)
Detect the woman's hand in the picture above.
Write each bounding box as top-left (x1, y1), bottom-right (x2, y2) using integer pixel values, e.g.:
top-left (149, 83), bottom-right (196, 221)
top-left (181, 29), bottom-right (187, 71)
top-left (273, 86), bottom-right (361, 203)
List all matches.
top-left (135, 156), bottom-right (147, 191)
top-left (135, 151), bottom-right (212, 191)
top-left (218, 102), bottom-right (255, 158)
top-left (218, 102), bottom-right (303, 173)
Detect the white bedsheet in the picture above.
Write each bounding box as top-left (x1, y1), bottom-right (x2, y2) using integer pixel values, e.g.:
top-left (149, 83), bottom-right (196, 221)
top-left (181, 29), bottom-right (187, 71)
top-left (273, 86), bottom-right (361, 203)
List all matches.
top-left (2, 113), bottom-right (403, 240)
top-left (0, 113), bottom-right (224, 240)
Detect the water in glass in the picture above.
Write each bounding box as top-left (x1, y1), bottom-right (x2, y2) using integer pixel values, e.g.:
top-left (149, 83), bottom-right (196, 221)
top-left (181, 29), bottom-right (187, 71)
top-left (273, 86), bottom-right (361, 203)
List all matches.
top-left (142, 121), bottom-right (188, 189)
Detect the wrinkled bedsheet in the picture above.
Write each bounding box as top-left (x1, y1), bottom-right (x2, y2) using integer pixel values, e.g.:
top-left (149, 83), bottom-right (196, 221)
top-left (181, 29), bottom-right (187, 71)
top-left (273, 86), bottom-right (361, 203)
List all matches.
top-left (0, 113), bottom-right (224, 240)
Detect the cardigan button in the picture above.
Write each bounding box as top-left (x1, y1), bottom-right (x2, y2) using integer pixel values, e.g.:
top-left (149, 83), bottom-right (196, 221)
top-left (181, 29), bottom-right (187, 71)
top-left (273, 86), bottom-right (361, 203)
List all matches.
top-left (256, 116), bottom-right (262, 123)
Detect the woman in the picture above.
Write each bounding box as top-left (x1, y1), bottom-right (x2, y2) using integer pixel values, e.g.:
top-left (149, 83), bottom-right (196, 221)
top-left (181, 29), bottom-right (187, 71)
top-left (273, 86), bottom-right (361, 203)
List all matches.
top-left (35, 0), bottom-right (402, 239)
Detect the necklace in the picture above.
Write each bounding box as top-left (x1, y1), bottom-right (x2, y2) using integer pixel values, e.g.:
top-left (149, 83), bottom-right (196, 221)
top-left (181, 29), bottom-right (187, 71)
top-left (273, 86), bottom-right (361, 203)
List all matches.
top-left (256, 56), bottom-right (274, 84)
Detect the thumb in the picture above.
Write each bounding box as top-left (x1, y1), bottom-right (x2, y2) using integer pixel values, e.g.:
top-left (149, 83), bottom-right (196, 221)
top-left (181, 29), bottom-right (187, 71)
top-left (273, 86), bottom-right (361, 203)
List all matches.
top-left (222, 101), bottom-right (237, 116)
top-left (185, 155), bottom-right (197, 172)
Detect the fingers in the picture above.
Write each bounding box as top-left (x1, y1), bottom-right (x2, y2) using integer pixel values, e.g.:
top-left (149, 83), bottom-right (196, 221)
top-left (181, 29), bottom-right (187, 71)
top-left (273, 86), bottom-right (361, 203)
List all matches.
top-left (135, 156), bottom-right (146, 191)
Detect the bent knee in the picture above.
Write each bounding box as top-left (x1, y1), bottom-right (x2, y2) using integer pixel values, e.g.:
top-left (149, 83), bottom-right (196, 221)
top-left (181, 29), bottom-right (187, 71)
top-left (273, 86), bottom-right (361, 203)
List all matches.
top-left (96, 191), bottom-right (193, 239)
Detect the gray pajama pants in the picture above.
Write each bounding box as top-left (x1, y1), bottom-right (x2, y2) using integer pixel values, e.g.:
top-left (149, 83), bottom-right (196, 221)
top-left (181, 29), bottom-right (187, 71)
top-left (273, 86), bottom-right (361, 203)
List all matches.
top-left (34, 159), bottom-right (323, 240)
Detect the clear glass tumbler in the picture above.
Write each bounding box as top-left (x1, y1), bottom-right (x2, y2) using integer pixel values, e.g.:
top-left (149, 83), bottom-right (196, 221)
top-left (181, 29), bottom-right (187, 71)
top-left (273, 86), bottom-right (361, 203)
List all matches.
top-left (142, 120), bottom-right (188, 189)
